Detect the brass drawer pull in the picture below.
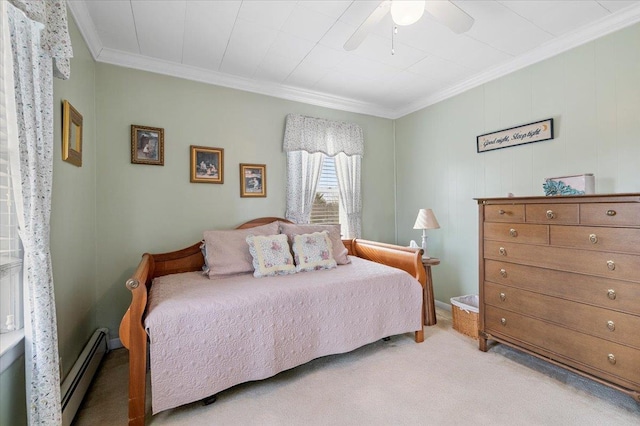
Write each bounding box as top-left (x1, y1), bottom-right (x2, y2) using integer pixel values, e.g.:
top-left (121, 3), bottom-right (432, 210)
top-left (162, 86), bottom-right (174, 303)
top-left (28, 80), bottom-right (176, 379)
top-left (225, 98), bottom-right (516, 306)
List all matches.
top-left (606, 210), bottom-right (617, 216)
top-left (607, 321), bottom-right (615, 332)
top-left (607, 289), bottom-right (616, 300)
top-left (499, 268), bottom-right (507, 278)
top-left (607, 260), bottom-right (615, 271)
top-left (546, 210), bottom-right (555, 219)
top-left (499, 292), bottom-right (506, 302)
top-left (589, 234), bottom-right (598, 244)
top-left (607, 354), bottom-right (616, 365)
top-left (499, 247), bottom-right (507, 256)
top-left (498, 209), bottom-right (506, 215)
top-left (500, 318), bottom-right (507, 326)
top-left (509, 228), bottom-right (517, 237)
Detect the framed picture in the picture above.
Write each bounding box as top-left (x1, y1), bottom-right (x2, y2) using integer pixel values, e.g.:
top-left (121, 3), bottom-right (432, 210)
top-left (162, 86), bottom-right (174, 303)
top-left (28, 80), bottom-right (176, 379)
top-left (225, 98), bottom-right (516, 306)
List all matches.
top-left (131, 124), bottom-right (164, 165)
top-left (62, 100), bottom-right (83, 167)
top-left (240, 163), bottom-right (266, 197)
top-left (477, 118), bottom-right (554, 153)
top-left (190, 145), bottom-right (224, 184)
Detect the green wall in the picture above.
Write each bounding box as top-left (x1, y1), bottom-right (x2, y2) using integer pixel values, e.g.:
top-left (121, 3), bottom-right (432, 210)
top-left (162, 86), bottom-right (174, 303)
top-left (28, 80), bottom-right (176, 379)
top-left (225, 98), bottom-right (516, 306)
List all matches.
top-left (51, 13), bottom-right (97, 379)
top-left (94, 65), bottom-right (395, 336)
top-left (395, 23), bottom-right (640, 306)
top-left (0, 355), bottom-right (26, 425)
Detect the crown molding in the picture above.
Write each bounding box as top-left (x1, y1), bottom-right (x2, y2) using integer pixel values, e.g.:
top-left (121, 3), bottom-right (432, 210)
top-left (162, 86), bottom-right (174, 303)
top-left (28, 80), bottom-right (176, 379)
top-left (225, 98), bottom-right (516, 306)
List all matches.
top-left (67, 0), bottom-right (640, 120)
top-left (96, 48), bottom-right (395, 118)
top-left (392, 2), bottom-right (640, 119)
top-left (66, 0), bottom-right (103, 60)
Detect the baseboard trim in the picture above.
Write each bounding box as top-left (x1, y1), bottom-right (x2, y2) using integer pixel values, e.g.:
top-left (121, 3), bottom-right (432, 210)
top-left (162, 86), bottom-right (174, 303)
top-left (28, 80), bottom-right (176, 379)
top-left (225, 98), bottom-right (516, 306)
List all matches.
top-left (109, 337), bottom-right (123, 350)
top-left (435, 300), bottom-right (451, 312)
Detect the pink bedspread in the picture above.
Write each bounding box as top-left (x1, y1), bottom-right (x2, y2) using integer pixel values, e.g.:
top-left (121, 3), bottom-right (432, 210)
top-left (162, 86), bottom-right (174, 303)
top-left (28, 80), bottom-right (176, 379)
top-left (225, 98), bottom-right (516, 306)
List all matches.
top-left (145, 257), bottom-right (422, 413)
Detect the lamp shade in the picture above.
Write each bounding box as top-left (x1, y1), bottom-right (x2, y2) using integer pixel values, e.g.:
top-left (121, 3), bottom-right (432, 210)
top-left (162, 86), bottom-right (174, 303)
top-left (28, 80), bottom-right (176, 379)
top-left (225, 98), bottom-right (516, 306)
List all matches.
top-left (413, 208), bottom-right (440, 230)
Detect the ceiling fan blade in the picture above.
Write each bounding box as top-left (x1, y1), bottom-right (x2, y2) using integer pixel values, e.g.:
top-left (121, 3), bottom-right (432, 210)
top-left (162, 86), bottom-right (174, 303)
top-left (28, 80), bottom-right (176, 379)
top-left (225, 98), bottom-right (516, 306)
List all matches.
top-left (343, 1), bottom-right (391, 51)
top-left (424, 1), bottom-right (474, 34)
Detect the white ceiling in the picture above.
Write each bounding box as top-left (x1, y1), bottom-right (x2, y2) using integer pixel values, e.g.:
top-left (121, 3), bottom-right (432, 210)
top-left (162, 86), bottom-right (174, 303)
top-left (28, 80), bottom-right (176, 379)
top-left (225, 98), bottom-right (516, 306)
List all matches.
top-left (68, 0), bottom-right (640, 119)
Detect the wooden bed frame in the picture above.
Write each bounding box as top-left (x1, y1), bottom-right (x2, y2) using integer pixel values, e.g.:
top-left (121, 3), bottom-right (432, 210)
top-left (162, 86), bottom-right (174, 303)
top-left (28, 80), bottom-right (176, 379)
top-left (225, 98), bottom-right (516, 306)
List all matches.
top-left (118, 217), bottom-right (428, 426)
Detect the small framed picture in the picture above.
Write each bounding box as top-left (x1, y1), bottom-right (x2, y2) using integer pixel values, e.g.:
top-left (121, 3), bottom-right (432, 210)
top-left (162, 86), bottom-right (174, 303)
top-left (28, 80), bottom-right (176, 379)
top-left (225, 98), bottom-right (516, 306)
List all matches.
top-left (240, 163), bottom-right (266, 197)
top-left (62, 100), bottom-right (83, 167)
top-left (131, 124), bottom-right (164, 165)
top-left (191, 145), bottom-right (224, 184)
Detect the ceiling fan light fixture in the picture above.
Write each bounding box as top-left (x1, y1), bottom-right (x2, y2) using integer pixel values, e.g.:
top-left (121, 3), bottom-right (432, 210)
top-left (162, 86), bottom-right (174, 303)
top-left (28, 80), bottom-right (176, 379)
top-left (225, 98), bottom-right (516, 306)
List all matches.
top-left (390, 0), bottom-right (425, 26)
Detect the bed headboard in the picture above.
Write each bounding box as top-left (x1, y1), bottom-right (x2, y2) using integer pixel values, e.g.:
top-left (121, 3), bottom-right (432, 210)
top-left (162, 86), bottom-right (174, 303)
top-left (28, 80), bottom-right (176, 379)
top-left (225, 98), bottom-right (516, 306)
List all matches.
top-left (149, 217), bottom-right (290, 278)
top-left (236, 217), bottom-right (291, 229)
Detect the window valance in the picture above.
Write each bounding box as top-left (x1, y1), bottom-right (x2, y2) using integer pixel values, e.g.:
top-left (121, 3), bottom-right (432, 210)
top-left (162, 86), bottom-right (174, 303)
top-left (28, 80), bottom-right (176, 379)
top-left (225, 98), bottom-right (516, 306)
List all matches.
top-left (9, 0), bottom-right (73, 79)
top-left (283, 113), bottom-right (364, 157)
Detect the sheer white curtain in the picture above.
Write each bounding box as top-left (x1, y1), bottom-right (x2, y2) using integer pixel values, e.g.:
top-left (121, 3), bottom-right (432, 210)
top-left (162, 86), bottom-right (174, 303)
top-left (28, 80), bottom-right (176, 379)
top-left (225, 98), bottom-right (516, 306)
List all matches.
top-left (283, 114), bottom-right (363, 238)
top-left (285, 151), bottom-right (324, 224)
top-left (335, 153), bottom-right (362, 238)
top-left (5, 0), bottom-right (72, 423)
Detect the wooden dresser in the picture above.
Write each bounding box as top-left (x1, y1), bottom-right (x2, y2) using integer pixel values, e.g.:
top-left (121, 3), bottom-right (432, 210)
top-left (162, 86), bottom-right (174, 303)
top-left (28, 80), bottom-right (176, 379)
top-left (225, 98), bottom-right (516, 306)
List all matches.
top-left (476, 193), bottom-right (640, 402)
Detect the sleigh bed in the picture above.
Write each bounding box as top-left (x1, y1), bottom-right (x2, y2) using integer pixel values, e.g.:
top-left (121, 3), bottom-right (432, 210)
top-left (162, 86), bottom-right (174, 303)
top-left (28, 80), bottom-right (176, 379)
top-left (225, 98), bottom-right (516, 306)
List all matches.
top-left (119, 217), bottom-right (428, 426)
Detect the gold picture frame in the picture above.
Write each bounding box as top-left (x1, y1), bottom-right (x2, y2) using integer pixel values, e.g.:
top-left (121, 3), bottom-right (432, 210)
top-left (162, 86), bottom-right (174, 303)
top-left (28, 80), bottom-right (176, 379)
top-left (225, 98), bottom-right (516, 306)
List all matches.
top-left (190, 145), bottom-right (224, 184)
top-left (131, 124), bottom-right (164, 165)
top-left (62, 100), bottom-right (83, 166)
top-left (240, 163), bottom-right (266, 197)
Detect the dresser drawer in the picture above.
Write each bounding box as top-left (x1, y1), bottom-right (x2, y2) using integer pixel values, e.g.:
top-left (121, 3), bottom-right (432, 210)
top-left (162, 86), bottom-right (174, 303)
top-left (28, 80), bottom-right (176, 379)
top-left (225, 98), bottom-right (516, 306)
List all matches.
top-left (484, 240), bottom-right (640, 282)
top-left (484, 282), bottom-right (640, 348)
top-left (484, 204), bottom-right (524, 222)
top-left (484, 260), bottom-right (640, 315)
top-left (580, 203), bottom-right (640, 227)
top-left (484, 222), bottom-right (548, 244)
top-left (525, 204), bottom-right (579, 224)
top-left (484, 306), bottom-right (640, 388)
top-left (550, 225), bottom-right (640, 255)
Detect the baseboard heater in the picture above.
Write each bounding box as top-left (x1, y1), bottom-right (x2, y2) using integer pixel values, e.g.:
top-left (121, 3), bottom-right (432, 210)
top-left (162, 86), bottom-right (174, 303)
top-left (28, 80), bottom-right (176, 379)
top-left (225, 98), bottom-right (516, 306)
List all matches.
top-left (61, 327), bottom-right (109, 426)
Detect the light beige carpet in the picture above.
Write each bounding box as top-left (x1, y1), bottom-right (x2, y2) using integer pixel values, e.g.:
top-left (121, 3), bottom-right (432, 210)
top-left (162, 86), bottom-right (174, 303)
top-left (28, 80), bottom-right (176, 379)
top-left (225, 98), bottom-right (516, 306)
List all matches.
top-left (74, 310), bottom-right (639, 425)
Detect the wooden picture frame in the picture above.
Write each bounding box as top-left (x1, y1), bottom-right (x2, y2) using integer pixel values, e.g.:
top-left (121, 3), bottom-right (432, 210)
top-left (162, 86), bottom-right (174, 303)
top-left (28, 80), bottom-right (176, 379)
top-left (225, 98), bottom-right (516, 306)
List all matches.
top-left (131, 124), bottom-right (164, 165)
top-left (190, 145), bottom-right (224, 184)
top-left (62, 100), bottom-right (83, 167)
top-left (240, 164), bottom-right (266, 197)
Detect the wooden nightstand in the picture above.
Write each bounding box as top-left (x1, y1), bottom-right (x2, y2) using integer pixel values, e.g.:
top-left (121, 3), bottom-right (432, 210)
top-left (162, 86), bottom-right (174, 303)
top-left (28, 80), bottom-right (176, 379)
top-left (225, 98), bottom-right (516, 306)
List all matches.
top-left (421, 257), bottom-right (440, 326)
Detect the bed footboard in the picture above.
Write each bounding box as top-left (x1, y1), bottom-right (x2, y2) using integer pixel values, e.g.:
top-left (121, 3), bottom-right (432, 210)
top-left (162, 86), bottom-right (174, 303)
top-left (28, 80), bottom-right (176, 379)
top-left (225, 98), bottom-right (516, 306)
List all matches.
top-left (118, 254), bottom-right (153, 426)
top-left (344, 239), bottom-right (426, 343)
top-left (119, 243), bottom-right (205, 426)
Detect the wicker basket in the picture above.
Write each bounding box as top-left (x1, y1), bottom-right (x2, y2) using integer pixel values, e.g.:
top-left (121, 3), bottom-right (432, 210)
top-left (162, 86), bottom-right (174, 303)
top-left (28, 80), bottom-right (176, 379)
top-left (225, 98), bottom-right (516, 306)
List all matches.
top-left (451, 295), bottom-right (479, 339)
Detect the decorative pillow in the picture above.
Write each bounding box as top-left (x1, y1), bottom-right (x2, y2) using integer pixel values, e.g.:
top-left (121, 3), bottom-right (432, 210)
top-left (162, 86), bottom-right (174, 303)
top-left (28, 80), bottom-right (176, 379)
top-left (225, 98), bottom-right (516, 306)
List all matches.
top-left (246, 234), bottom-right (296, 278)
top-left (292, 231), bottom-right (337, 272)
top-left (278, 222), bottom-right (350, 265)
top-left (203, 222), bottom-right (279, 279)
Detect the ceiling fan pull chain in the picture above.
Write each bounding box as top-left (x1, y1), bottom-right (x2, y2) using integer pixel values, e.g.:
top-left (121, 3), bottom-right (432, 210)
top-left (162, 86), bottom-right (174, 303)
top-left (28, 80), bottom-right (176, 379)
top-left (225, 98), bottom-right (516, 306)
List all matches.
top-left (391, 25), bottom-right (397, 55)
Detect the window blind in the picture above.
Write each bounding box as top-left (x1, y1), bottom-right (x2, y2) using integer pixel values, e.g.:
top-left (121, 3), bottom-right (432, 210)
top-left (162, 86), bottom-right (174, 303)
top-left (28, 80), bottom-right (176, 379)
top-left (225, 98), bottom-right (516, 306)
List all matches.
top-left (310, 156), bottom-right (340, 225)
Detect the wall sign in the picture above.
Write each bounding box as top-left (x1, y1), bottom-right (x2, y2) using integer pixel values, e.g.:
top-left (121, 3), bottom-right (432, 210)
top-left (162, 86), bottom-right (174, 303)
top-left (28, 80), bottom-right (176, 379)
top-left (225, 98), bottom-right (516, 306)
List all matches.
top-left (477, 118), bottom-right (554, 153)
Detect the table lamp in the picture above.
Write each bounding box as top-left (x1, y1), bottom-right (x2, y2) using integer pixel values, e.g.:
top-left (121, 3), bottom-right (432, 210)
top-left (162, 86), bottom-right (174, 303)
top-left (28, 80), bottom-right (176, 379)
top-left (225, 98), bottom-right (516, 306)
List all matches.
top-left (413, 208), bottom-right (440, 258)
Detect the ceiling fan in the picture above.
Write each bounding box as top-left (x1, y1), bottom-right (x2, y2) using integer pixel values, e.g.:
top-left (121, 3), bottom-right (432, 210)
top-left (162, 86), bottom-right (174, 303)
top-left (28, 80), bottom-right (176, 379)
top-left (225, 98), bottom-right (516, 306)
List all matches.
top-left (343, 0), bottom-right (475, 51)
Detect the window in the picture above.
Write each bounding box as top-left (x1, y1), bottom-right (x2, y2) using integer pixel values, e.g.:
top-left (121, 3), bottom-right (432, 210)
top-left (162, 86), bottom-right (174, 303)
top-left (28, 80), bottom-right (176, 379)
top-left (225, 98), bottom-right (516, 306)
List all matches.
top-left (0, 93), bottom-right (23, 335)
top-left (310, 156), bottom-right (340, 225)
top-left (283, 114), bottom-right (363, 238)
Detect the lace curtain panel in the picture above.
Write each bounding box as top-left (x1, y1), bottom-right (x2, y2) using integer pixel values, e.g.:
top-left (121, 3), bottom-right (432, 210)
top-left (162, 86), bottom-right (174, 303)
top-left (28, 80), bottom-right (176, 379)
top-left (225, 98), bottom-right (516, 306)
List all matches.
top-left (5, 0), bottom-right (72, 423)
top-left (335, 153), bottom-right (362, 239)
top-left (285, 151), bottom-right (325, 224)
